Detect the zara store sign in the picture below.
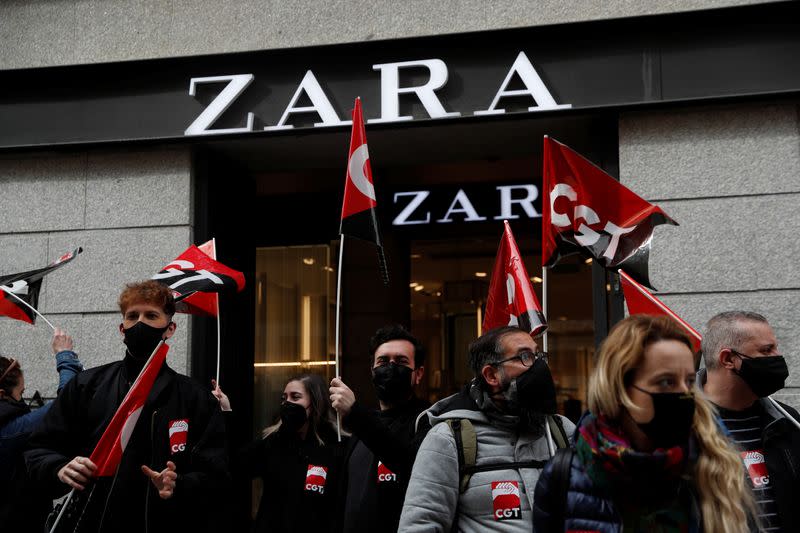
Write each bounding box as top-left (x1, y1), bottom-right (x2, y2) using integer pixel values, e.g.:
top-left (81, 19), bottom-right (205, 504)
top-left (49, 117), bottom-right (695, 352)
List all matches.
top-left (391, 184), bottom-right (540, 227)
top-left (184, 52), bottom-right (571, 136)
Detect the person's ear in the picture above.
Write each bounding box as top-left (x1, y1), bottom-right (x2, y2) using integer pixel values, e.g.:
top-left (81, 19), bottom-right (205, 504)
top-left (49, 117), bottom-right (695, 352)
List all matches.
top-left (119, 323), bottom-right (125, 336)
top-left (481, 364), bottom-right (501, 388)
top-left (412, 366), bottom-right (424, 386)
top-left (163, 321), bottom-right (177, 340)
top-left (719, 349), bottom-right (737, 370)
top-left (0, 389), bottom-right (6, 399)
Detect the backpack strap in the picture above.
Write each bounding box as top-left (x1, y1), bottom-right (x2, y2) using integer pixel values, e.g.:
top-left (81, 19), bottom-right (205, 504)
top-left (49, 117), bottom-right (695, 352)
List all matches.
top-left (547, 415), bottom-right (570, 449)
top-left (549, 447), bottom-right (574, 531)
top-left (445, 418), bottom-right (477, 493)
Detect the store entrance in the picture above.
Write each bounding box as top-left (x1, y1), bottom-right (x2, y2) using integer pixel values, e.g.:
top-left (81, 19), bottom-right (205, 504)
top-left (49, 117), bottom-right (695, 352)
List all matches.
top-left (408, 231), bottom-right (595, 422)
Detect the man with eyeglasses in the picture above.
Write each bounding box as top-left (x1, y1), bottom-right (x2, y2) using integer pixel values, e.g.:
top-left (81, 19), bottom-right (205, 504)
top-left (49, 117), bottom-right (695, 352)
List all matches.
top-left (399, 325), bottom-right (574, 532)
top-left (699, 311), bottom-right (800, 533)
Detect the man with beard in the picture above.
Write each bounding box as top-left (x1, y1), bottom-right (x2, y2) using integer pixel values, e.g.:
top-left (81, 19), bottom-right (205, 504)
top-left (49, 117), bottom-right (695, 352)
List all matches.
top-left (329, 324), bottom-right (429, 533)
top-left (25, 280), bottom-right (228, 533)
top-left (699, 311), bottom-right (800, 533)
top-left (399, 326), bottom-right (574, 532)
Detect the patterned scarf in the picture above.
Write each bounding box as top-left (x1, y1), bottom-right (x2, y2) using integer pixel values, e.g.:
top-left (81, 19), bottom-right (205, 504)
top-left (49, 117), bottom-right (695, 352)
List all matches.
top-left (575, 412), bottom-right (693, 533)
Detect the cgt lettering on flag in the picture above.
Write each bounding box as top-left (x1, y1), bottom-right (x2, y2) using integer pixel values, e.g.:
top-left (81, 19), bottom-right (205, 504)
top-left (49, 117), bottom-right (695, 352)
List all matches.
top-left (542, 136), bottom-right (676, 289)
top-left (153, 244), bottom-right (245, 316)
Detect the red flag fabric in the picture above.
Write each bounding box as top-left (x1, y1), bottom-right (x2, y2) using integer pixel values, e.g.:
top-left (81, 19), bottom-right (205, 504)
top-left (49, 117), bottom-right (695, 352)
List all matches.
top-left (339, 97), bottom-right (389, 285)
top-left (483, 221), bottom-right (547, 336)
top-left (153, 243), bottom-right (244, 316)
top-left (542, 136), bottom-right (676, 289)
top-left (619, 269), bottom-right (702, 352)
top-left (0, 248), bottom-right (82, 324)
top-left (89, 342), bottom-right (169, 477)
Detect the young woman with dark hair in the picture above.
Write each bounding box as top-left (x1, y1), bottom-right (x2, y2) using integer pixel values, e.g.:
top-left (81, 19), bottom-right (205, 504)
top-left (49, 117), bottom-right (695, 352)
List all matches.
top-left (215, 374), bottom-right (347, 533)
top-left (0, 329), bottom-right (83, 533)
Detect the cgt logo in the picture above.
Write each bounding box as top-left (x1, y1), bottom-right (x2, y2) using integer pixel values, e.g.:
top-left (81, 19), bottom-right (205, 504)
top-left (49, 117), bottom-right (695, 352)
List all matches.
top-left (742, 450), bottom-right (770, 488)
top-left (491, 481), bottom-right (521, 521)
top-left (305, 464), bottom-right (328, 494)
top-left (168, 419), bottom-right (189, 454)
top-left (377, 461), bottom-right (397, 483)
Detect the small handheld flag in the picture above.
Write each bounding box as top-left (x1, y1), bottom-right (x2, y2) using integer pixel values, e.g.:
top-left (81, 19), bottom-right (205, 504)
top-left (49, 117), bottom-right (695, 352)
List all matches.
top-left (542, 137), bottom-right (676, 289)
top-left (483, 221), bottom-right (547, 336)
top-left (340, 97), bottom-right (389, 286)
top-left (0, 248), bottom-right (82, 327)
top-left (619, 269), bottom-right (702, 352)
top-left (153, 244), bottom-right (245, 316)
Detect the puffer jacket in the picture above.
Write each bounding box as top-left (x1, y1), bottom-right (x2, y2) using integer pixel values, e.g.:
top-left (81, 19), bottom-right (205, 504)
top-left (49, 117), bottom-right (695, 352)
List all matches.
top-left (398, 387), bottom-right (575, 532)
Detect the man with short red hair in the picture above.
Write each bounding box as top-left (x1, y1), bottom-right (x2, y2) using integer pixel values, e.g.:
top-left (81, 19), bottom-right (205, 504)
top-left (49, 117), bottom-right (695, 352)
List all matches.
top-left (26, 280), bottom-right (228, 533)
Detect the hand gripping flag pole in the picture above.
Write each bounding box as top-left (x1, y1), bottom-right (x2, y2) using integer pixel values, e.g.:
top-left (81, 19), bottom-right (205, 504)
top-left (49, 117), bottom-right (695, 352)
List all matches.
top-left (337, 97), bottom-right (389, 441)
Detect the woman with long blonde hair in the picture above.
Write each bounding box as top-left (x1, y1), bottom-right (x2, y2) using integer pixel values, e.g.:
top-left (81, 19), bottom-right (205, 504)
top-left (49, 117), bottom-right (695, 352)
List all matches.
top-left (533, 315), bottom-right (756, 533)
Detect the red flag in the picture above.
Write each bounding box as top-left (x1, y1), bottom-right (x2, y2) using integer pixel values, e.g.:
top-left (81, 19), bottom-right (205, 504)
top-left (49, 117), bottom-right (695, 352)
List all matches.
top-left (339, 97), bottom-right (389, 285)
top-left (619, 269), bottom-right (702, 352)
top-left (483, 221), bottom-right (547, 336)
top-left (542, 137), bottom-right (676, 289)
top-left (0, 248), bottom-right (82, 324)
top-left (153, 243), bottom-right (244, 316)
top-left (89, 342), bottom-right (169, 477)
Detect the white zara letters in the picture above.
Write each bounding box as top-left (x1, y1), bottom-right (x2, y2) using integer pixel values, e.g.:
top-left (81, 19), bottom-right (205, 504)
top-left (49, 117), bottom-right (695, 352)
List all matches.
top-left (184, 52), bottom-right (569, 136)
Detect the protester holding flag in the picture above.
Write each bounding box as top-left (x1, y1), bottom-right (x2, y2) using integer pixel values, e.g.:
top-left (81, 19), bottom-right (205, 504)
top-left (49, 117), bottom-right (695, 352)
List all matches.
top-left (533, 315), bottom-right (755, 533)
top-left (25, 280), bottom-right (228, 533)
top-left (698, 311), bottom-right (800, 532)
top-left (0, 329), bottom-right (83, 533)
top-left (216, 374), bottom-right (346, 533)
top-left (329, 324), bottom-right (428, 533)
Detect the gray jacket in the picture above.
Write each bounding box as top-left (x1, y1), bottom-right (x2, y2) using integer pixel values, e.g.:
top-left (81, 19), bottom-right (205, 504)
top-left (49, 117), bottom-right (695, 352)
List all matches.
top-left (398, 386), bottom-right (575, 532)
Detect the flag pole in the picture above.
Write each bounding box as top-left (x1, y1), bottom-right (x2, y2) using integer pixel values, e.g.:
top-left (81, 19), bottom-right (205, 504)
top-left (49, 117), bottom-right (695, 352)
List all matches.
top-left (334, 234), bottom-right (346, 441)
top-left (212, 238), bottom-right (222, 386)
top-left (0, 286), bottom-right (56, 332)
top-left (541, 267), bottom-right (548, 353)
top-left (769, 397), bottom-right (800, 431)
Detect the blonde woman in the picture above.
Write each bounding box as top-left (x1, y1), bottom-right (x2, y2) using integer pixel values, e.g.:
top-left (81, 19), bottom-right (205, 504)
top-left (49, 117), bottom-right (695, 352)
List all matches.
top-left (533, 315), bottom-right (755, 533)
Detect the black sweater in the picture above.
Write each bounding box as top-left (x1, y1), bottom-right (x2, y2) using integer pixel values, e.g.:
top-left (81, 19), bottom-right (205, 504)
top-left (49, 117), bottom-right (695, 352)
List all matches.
top-left (340, 395), bottom-right (430, 533)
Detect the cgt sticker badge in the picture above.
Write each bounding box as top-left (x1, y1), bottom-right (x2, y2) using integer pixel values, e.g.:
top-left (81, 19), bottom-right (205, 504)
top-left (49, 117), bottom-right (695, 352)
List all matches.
top-left (168, 419), bottom-right (189, 454)
top-left (491, 481), bottom-right (521, 521)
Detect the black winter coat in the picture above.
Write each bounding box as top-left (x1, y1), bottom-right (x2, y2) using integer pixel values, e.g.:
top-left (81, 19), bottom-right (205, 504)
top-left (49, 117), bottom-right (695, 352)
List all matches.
top-left (24, 356), bottom-right (229, 533)
top-left (237, 425), bottom-right (347, 533)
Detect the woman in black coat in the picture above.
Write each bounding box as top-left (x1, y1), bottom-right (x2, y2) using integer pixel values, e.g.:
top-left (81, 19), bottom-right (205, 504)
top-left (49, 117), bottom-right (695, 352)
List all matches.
top-left (216, 374), bottom-right (347, 533)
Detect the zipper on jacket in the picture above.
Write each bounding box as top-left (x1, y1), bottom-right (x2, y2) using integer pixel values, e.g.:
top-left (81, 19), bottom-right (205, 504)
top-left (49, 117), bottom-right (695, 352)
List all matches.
top-left (145, 409), bottom-right (158, 533)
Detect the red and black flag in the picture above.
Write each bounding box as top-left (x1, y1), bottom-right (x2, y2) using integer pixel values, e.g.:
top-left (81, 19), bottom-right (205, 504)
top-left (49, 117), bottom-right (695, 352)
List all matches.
top-left (619, 269), bottom-right (702, 352)
top-left (0, 247), bottom-right (82, 324)
top-left (484, 221), bottom-right (547, 336)
top-left (340, 97), bottom-right (389, 285)
top-left (152, 243), bottom-right (245, 316)
top-left (542, 136), bottom-right (676, 289)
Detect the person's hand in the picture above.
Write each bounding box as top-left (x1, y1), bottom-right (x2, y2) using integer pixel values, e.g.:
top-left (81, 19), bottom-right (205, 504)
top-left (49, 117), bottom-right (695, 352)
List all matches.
top-left (141, 461), bottom-right (177, 500)
top-left (211, 379), bottom-right (231, 411)
top-left (330, 377), bottom-right (356, 417)
top-left (57, 456), bottom-right (96, 490)
top-left (52, 328), bottom-right (74, 354)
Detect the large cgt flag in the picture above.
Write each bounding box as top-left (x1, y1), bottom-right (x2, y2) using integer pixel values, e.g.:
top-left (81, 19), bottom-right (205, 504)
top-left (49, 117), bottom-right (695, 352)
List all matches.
top-left (90, 342), bottom-right (169, 476)
top-left (340, 97), bottom-right (389, 285)
top-left (542, 137), bottom-right (676, 289)
top-left (152, 243), bottom-right (245, 316)
top-left (483, 221), bottom-right (547, 336)
top-left (0, 248), bottom-right (82, 324)
top-left (620, 269), bottom-right (702, 352)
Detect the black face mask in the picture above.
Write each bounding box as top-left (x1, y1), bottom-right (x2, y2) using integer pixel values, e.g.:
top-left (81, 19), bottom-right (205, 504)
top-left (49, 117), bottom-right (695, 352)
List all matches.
top-left (501, 358), bottom-right (557, 416)
top-left (280, 401), bottom-right (308, 433)
top-left (733, 352), bottom-right (789, 398)
top-left (122, 321), bottom-right (169, 360)
top-left (633, 386), bottom-right (695, 449)
top-left (372, 363), bottom-right (413, 405)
